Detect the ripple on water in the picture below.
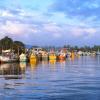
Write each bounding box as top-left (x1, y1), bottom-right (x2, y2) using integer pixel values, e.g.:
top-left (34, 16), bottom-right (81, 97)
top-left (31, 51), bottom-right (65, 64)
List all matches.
top-left (0, 56), bottom-right (100, 100)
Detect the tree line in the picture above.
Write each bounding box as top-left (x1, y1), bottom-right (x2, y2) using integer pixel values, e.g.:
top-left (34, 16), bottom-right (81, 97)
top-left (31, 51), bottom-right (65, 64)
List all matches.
top-left (0, 36), bottom-right (25, 54)
top-left (43, 45), bottom-right (100, 52)
top-left (63, 45), bottom-right (100, 52)
top-left (0, 36), bottom-right (100, 54)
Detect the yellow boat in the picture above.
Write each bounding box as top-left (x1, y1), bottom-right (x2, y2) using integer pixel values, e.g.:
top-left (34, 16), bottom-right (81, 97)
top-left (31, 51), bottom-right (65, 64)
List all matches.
top-left (71, 52), bottom-right (75, 60)
top-left (30, 54), bottom-right (37, 63)
top-left (49, 54), bottom-right (56, 60)
top-left (49, 60), bottom-right (56, 64)
top-left (71, 52), bottom-right (75, 58)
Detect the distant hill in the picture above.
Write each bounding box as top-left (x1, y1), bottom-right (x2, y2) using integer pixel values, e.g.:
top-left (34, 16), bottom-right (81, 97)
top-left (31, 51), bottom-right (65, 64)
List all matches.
top-left (25, 44), bottom-right (33, 49)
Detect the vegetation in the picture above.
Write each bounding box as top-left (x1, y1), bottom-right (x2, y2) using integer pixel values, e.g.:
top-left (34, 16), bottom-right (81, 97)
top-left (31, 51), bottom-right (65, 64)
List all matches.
top-left (0, 36), bottom-right (13, 50)
top-left (0, 36), bottom-right (25, 54)
top-left (0, 36), bottom-right (100, 54)
top-left (63, 45), bottom-right (100, 52)
top-left (44, 45), bottom-right (100, 52)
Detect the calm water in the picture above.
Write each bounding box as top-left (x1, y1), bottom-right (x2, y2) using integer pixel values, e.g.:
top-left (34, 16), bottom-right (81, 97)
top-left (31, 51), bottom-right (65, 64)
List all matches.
top-left (0, 56), bottom-right (100, 100)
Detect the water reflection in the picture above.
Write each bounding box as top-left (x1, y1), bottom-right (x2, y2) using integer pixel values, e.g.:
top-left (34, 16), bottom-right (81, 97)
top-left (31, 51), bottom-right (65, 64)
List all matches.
top-left (20, 62), bottom-right (26, 69)
top-left (59, 60), bottom-right (66, 67)
top-left (49, 60), bottom-right (56, 70)
top-left (30, 60), bottom-right (37, 71)
top-left (0, 56), bottom-right (100, 100)
top-left (49, 60), bottom-right (56, 65)
top-left (42, 60), bottom-right (49, 65)
top-left (96, 55), bottom-right (100, 64)
top-left (0, 63), bottom-right (25, 79)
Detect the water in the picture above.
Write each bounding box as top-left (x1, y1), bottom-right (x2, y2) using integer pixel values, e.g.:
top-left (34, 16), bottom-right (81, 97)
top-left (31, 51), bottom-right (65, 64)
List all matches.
top-left (0, 56), bottom-right (100, 100)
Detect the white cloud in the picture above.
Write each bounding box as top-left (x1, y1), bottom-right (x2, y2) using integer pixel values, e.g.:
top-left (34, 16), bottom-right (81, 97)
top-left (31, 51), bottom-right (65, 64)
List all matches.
top-left (68, 26), bottom-right (96, 38)
top-left (0, 21), bottom-right (38, 35)
top-left (43, 23), bottom-right (62, 33)
top-left (0, 10), bottom-right (14, 17)
top-left (42, 22), bottom-right (97, 39)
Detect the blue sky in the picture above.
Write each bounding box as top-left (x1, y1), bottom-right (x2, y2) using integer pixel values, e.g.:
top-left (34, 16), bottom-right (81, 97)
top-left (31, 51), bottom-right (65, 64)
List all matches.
top-left (0, 0), bottom-right (100, 46)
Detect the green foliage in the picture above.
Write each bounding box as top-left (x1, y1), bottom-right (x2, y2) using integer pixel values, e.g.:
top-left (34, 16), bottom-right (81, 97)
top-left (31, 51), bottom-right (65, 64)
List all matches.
top-left (13, 41), bottom-right (25, 54)
top-left (0, 36), bottom-right (25, 54)
top-left (92, 45), bottom-right (100, 51)
top-left (0, 36), bottom-right (13, 50)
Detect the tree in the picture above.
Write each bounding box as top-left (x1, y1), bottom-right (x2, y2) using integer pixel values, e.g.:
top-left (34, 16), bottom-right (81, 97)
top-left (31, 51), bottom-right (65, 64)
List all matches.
top-left (0, 36), bottom-right (25, 54)
top-left (0, 36), bottom-right (13, 50)
top-left (13, 41), bottom-right (25, 55)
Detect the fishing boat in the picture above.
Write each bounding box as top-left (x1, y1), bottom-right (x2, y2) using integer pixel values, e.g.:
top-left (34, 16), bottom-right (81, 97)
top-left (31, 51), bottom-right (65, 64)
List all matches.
top-left (19, 53), bottom-right (27, 62)
top-left (71, 52), bottom-right (75, 58)
top-left (30, 53), bottom-right (37, 63)
top-left (58, 54), bottom-right (66, 60)
top-left (66, 52), bottom-right (71, 58)
top-left (0, 50), bottom-right (18, 63)
top-left (42, 52), bottom-right (48, 61)
top-left (49, 49), bottom-right (57, 60)
top-left (49, 59), bottom-right (56, 64)
top-left (96, 49), bottom-right (100, 55)
top-left (49, 54), bottom-right (56, 60)
top-left (37, 53), bottom-right (42, 61)
top-left (71, 51), bottom-right (75, 60)
top-left (58, 49), bottom-right (66, 60)
top-left (77, 51), bottom-right (83, 56)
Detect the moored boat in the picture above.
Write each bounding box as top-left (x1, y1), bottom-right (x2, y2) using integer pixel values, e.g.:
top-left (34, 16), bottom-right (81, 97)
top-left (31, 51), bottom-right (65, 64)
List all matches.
top-left (0, 56), bottom-right (17, 63)
top-left (58, 51), bottom-right (66, 60)
top-left (30, 54), bottom-right (37, 63)
top-left (96, 49), bottom-right (100, 55)
top-left (42, 52), bottom-right (48, 61)
top-left (49, 59), bottom-right (56, 64)
top-left (49, 54), bottom-right (56, 60)
top-left (19, 53), bottom-right (27, 62)
top-left (58, 48), bottom-right (66, 60)
top-left (71, 52), bottom-right (75, 58)
top-left (49, 49), bottom-right (57, 60)
top-left (0, 50), bottom-right (18, 63)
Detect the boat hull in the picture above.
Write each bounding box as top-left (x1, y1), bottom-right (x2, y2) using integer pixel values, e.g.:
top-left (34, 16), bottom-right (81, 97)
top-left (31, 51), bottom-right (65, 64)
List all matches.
top-left (30, 55), bottom-right (37, 62)
top-left (0, 56), bottom-right (18, 63)
top-left (49, 55), bottom-right (56, 60)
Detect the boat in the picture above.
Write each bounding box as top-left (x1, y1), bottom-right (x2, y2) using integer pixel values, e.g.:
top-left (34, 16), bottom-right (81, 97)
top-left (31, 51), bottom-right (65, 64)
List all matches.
top-left (49, 59), bottom-right (56, 64)
top-left (30, 53), bottom-right (37, 63)
top-left (96, 49), bottom-right (100, 55)
top-left (66, 52), bottom-right (71, 58)
top-left (71, 52), bottom-right (75, 58)
top-left (0, 49), bottom-right (18, 63)
top-left (58, 49), bottom-right (66, 60)
top-left (49, 49), bottom-right (57, 60)
top-left (49, 54), bottom-right (56, 60)
top-left (77, 51), bottom-right (83, 56)
top-left (19, 53), bottom-right (27, 62)
top-left (42, 52), bottom-right (48, 61)
top-left (37, 53), bottom-right (42, 61)
top-left (70, 51), bottom-right (75, 61)
top-left (58, 54), bottom-right (66, 60)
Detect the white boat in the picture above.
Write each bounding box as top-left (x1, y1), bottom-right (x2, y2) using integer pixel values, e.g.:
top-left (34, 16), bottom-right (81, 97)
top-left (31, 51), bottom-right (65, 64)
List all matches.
top-left (19, 53), bottom-right (27, 62)
top-left (96, 49), bottom-right (100, 55)
top-left (0, 56), bottom-right (17, 63)
top-left (0, 50), bottom-right (18, 63)
top-left (77, 51), bottom-right (83, 56)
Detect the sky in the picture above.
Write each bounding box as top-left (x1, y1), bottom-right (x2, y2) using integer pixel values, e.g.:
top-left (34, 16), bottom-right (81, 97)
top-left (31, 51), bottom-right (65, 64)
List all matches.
top-left (0, 0), bottom-right (100, 46)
